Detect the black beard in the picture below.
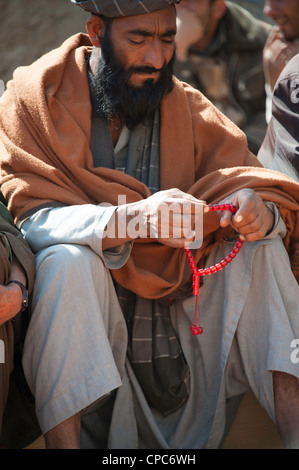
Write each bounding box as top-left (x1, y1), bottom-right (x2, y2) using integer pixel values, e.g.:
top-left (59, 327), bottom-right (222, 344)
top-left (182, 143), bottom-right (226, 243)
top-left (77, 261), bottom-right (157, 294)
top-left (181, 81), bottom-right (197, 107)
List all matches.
top-left (93, 28), bottom-right (175, 129)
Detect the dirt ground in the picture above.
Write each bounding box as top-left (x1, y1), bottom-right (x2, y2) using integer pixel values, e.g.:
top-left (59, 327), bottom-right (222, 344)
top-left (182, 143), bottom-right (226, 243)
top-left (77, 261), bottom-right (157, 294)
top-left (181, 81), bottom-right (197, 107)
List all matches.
top-left (0, 0), bottom-right (88, 87)
top-left (0, 0), bottom-right (271, 89)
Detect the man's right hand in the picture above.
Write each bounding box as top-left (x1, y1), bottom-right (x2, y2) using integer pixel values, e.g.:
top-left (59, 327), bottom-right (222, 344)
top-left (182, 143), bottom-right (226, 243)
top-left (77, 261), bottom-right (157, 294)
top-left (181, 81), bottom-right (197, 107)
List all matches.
top-left (103, 188), bottom-right (207, 250)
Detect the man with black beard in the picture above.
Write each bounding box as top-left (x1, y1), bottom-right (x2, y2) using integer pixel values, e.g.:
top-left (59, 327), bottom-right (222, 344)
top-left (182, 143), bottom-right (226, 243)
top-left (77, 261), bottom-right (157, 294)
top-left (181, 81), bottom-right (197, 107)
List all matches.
top-left (93, 17), bottom-right (175, 130)
top-left (1, 0), bottom-right (299, 450)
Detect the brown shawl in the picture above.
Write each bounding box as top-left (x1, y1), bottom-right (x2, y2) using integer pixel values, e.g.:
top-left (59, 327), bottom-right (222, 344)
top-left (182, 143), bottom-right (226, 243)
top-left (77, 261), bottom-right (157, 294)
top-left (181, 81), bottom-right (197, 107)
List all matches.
top-left (1, 33), bottom-right (299, 298)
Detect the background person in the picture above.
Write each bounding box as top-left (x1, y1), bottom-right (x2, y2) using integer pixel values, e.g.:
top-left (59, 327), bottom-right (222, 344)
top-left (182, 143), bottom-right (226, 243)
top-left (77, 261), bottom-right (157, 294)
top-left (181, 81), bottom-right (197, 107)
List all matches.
top-left (174, 0), bottom-right (272, 154)
top-left (263, 0), bottom-right (299, 121)
top-left (0, 195), bottom-right (35, 442)
top-left (231, 0), bottom-right (272, 22)
top-left (258, 53), bottom-right (299, 182)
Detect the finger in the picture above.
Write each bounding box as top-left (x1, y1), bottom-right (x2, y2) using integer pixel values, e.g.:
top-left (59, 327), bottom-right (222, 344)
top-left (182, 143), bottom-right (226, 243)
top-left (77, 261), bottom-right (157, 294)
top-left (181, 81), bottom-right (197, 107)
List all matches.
top-left (162, 189), bottom-right (204, 205)
top-left (231, 206), bottom-right (257, 229)
top-left (163, 198), bottom-right (206, 214)
top-left (218, 210), bottom-right (233, 227)
top-left (239, 228), bottom-right (266, 242)
top-left (229, 189), bottom-right (265, 226)
top-left (234, 214), bottom-right (269, 241)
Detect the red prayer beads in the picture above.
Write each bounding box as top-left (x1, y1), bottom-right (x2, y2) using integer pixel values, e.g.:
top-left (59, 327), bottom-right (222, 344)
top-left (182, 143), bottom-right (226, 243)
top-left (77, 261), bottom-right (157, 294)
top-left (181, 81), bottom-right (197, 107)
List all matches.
top-left (184, 204), bottom-right (244, 336)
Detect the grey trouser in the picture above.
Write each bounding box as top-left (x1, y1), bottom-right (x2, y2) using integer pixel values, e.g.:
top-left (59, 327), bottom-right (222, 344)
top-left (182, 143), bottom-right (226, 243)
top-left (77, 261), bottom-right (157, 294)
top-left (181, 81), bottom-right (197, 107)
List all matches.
top-left (22, 230), bottom-right (299, 448)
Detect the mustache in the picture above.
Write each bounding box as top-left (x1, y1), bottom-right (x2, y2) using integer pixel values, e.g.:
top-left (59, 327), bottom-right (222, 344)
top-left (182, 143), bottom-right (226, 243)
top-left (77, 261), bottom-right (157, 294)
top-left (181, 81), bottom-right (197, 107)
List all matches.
top-left (130, 65), bottom-right (164, 74)
top-left (126, 64), bottom-right (167, 79)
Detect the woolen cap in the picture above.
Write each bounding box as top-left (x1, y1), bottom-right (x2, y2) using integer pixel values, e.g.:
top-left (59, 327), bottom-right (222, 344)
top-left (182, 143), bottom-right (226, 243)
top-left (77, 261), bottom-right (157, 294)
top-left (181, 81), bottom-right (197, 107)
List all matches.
top-left (71, 0), bottom-right (180, 18)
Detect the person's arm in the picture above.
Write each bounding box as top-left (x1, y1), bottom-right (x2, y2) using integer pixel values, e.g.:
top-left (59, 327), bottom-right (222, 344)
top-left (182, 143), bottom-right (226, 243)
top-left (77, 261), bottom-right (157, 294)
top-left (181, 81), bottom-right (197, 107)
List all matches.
top-left (21, 203), bottom-right (132, 270)
top-left (21, 190), bottom-right (207, 258)
top-left (21, 203), bottom-right (118, 255)
top-left (263, 27), bottom-right (298, 93)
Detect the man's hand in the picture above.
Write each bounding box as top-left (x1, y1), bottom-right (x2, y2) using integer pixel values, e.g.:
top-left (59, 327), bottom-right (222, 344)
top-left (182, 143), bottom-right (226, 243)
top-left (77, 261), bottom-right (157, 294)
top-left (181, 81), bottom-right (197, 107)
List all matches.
top-left (0, 256), bottom-right (27, 326)
top-left (103, 188), bottom-right (206, 250)
top-left (217, 188), bottom-right (274, 242)
top-left (135, 188), bottom-right (206, 248)
top-left (0, 283), bottom-right (23, 325)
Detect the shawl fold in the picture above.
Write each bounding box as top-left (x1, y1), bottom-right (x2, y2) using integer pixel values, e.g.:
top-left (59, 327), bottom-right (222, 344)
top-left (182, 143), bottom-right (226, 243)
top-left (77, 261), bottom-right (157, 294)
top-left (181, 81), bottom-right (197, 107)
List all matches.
top-left (1, 33), bottom-right (299, 298)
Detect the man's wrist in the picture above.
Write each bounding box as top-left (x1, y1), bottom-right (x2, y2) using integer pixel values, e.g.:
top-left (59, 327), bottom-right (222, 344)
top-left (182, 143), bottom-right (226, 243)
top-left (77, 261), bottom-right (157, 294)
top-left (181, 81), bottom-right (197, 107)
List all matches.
top-left (103, 204), bottom-right (137, 251)
top-left (7, 280), bottom-right (29, 313)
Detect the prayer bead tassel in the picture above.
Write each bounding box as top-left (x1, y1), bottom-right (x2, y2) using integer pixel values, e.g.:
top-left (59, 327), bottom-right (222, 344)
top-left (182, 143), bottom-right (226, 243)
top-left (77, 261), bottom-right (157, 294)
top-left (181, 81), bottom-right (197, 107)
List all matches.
top-left (190, 275), bottom-right (202, 335)
top-left (184, 204), bottom-right (243, 336)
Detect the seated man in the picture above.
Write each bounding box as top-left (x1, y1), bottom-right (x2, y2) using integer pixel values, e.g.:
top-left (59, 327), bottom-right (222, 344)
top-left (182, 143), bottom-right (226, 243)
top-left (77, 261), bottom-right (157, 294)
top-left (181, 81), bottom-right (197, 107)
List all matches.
top-left (174, 0), bottom-right (271, 154)
top-left (0, 0), bottom-right (299, 449)
top-left (0, 195), bottom-right (35, 439)
top-left (263, 0), bottom-right (299, 122)
top-left (258, 53), bottom-right (299, 182)
top-left (231, 0), bottom-right (270, 22)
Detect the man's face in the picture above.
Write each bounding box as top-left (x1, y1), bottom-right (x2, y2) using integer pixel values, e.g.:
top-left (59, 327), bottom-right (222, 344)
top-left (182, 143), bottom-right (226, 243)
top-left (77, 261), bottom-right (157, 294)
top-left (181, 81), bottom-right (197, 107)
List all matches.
top-left (264, 0), bottom-right (299, 41)
top-left (93, 6), bottom-right (176, 129)
top-left (107, 6), bottom-right (177, 87)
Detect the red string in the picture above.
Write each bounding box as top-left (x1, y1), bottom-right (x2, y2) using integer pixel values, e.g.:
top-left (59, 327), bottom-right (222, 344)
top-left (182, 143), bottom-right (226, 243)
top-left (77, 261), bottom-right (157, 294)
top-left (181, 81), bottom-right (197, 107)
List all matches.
top-left (184, 204), bottom-right (244, 335)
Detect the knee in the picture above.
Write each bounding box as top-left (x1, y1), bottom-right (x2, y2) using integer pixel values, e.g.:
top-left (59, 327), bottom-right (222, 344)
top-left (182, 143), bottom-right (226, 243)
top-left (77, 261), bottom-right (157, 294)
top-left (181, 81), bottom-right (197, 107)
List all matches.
top-left (35, 244), bottom-right (106, 284)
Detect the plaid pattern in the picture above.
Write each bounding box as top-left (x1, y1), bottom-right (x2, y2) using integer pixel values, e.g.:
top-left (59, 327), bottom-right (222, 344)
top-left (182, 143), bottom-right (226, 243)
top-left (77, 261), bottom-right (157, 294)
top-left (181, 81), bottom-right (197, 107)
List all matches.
top-left (71, 0), bottom-right (180, 17)
top-left (87, 63), bottom-right (161, 193)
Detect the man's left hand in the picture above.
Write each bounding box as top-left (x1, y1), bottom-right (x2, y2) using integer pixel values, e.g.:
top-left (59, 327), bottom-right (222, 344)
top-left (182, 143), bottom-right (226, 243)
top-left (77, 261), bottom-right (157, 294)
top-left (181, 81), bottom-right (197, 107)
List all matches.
top-left (217, 188), bottom-right (274, 242)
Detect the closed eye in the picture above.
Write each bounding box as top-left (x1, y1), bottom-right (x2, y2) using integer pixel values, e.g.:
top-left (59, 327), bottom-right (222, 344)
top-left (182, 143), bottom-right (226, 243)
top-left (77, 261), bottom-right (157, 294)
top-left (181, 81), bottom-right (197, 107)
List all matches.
top-left (127, 28), bottom-right (176, 46)
top-left (129, 38), bottom-right (145, 45)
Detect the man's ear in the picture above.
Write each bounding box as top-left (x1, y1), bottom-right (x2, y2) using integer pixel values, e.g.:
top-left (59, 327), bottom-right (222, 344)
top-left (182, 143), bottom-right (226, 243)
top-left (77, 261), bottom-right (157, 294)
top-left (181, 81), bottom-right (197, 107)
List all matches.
top-left (86, 14), bottom-right (105, 47)
top-left (212, 0), bottom-right (227, 20)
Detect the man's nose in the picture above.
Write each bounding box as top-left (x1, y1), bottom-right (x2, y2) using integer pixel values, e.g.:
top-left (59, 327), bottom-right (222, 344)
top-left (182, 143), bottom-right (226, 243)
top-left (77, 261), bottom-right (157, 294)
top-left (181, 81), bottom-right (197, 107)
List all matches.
top-left (143, 40), bottom-right (165, 71)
